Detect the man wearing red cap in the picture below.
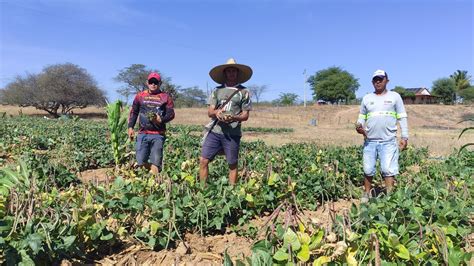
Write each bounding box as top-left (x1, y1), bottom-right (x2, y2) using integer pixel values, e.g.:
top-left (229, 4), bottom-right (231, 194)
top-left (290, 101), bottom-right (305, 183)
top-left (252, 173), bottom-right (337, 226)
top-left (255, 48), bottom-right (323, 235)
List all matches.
top-left (128, 72), bottom-right (175, 177)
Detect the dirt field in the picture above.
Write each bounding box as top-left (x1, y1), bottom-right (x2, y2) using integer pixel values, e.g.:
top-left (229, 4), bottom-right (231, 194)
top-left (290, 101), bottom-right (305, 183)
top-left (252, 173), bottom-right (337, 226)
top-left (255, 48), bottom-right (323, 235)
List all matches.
top-left (172, 104), bottom-right (473, 156)
top-left (74, 167), bottom-right (358, 264)
top-left (1, 104), bottom-right (472, 156)
top-left (4, 104), bottom-right (473, 264)
top-left (90, 199), bottom-right (356, 265)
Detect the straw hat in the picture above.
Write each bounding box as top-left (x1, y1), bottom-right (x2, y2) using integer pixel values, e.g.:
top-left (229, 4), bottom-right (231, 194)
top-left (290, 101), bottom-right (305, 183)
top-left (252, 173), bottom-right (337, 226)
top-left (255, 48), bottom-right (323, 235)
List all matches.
top-left (209, 58), bottom-right (253, 84)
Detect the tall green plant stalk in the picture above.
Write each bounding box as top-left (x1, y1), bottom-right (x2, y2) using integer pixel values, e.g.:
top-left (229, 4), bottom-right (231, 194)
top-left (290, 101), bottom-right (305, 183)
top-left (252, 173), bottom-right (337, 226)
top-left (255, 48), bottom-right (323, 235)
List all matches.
top-left (458, 118), bottom-right (474, 153)
top-left (106, 100), bottom-right (130, 166)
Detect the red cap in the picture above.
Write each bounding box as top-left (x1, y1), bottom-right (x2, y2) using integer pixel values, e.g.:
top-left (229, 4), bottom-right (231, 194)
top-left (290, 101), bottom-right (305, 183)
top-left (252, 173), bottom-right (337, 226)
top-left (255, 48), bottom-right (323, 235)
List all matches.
top-left (147, 72), bottom-right (161, 81)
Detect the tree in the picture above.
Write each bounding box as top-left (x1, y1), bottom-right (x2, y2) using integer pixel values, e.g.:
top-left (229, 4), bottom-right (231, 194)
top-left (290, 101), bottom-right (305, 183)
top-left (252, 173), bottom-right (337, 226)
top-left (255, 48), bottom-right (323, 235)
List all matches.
top-left (0, 63), bottom-right (106, 117)
top-left (432, 78), bottom-right (456, 104)
top-left (115, 64), bottom-right (179, 101)
top-left (450, 70), bottom-right (471, 91)
top-left (450, 70), bottom-right (472, 102)
top-left (458, 86), bottom-right (474, 103)
top-left (247, 84), bottom-right (267, 105)
top-left (0, 73), bottom-right (38, 106)
top-left (392, 86), bottom-right (415, 98)
top-left (276, 92), bottom-right (299, 106)
top-left (175, 86), bottom-right (207, 107)
top-left (307, 67), bottom-right (359, 104)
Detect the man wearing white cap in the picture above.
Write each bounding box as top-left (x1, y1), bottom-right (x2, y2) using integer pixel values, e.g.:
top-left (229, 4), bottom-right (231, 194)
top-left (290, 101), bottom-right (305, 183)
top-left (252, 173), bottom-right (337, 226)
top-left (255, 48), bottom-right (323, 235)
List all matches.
top-left (199, 58), bottom-right (253, 185)
top-left (356, 70), bottom-right (408, 203)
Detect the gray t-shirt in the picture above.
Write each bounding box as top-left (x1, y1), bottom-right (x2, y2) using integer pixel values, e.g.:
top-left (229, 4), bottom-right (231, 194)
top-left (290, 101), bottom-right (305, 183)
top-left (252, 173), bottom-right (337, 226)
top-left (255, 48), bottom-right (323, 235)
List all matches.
top-left (207, 84), bottom-right (252, 136)
top-left (357, 90), bottom-right (408, 141)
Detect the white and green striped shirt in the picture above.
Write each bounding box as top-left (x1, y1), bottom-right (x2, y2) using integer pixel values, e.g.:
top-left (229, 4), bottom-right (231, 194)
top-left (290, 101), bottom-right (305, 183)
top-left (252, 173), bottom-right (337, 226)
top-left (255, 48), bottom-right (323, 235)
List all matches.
top-left (357, 91), bottom-right (408, 141)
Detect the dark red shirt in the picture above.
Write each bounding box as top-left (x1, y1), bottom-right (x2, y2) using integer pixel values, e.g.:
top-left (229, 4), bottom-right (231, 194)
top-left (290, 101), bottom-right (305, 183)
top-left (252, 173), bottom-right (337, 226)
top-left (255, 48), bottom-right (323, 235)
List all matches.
top-left (128, 90), bottom-right (175, 135)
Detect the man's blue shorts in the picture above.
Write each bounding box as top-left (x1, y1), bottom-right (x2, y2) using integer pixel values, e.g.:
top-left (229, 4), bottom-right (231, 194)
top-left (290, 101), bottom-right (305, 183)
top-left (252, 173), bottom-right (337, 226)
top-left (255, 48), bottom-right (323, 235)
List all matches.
top-left (363, 138), bottom-right (399, 177)
top-left (201, 131), bottom-right (241, 165)
top-left (136, 133), bottom-right (165, 169)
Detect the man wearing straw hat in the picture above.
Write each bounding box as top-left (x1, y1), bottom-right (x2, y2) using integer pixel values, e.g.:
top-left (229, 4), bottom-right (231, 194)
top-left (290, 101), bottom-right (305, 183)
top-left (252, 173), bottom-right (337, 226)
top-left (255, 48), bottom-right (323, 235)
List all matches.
top-left (199, 58), bottom-right (253, 185)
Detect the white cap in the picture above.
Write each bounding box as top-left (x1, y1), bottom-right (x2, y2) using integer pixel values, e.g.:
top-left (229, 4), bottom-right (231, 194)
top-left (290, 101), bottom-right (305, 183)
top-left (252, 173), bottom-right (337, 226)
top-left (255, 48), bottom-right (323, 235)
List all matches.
top-left (372, 69), bottom-right (388, 78)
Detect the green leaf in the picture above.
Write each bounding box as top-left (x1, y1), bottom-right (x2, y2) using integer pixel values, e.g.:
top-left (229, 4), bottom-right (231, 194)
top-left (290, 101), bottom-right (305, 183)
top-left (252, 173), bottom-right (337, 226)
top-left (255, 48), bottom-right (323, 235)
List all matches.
top-left (448, 247), bottom-right (463, 266)
top-left (162, 208), bottom-right (171, 220)
top-left (298, 222), bottom-right (305, 233)
top-left (415, 251), bottom-right (427, 260)
top-left (245, 193), bottom-right (254, 202)
top-left (223, 249), bottom-right (233, 266)
top-left (273, 249), bottom-right (289, 262)
top-left (18, 160), bottom-right (31, 186)
top-left (19, 249), bottom-right (35, 266)
top-left (296, 244), bottom-right (310, 262)
top-left (147, 237), bottom-right (156, 248)
top-left (235, 260), bottom-right (246, 266)
top-left (150, 221), bottom-right (160, 236)
top-left (27, 233), bottom-right (43, 255)
top-left (395, 244), bottom-right (410, 260)
top-left (61, 235), bottom-right (76, 248)
top-left (347, 231), bottom-right (359, 242)
top-left (100, 232), bottom-right (113, 241)
top-left (252, 239), bottom-right (270, 251)
top-left (297, 232), bottom-right (311, 245)
top-left (128, 197), bottom-right (143, 210)
top-left (276, 224), bottom-right (285, 239)
top-left (397, 224), bottom-right (406, 235)
top-left (380, 260), bottom-right (397, 266)
top-left (251, 248), bottom-right (273, 266)
top-left (283, 228), bottom-right (301, 251)
top-left (268, 173), bottom-right (280, 186)
top-left (346, 247), bottom-right (358, 266)
top-left (388, 233), bottom-right (399, 247)
top-left (0, 222), bottom-right (12, 233)
top-left (0, 168), bottom-right (19, 188)
top-left (446, 236), bottom-right (454, 249)
top-left (313, 255), bottom-right (331, 266)
top-left (284, 228), bottom-right (297, 245)
top-left (0, 187), bottom-right (9, 197)
top-left (309, 229), bottom-right (324, 250)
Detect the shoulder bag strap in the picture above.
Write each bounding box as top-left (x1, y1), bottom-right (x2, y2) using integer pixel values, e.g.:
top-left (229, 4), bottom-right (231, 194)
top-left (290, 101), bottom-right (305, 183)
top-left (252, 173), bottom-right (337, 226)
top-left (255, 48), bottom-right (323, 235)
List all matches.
top-left (207, 87), bottom-right (243, 132)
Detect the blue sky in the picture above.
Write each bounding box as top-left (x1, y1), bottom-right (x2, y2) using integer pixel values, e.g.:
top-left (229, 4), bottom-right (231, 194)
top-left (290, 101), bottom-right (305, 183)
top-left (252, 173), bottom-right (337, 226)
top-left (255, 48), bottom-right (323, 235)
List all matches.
top-left (1, 0), bottom-right (472, 102)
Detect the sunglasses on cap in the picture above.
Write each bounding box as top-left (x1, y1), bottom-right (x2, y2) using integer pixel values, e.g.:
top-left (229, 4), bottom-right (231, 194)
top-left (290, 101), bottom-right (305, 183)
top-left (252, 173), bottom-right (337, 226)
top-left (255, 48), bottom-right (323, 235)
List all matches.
top-left (148, 78), bottom-right (161, 85)
top-left (372, 76), bottom-right (385, 82)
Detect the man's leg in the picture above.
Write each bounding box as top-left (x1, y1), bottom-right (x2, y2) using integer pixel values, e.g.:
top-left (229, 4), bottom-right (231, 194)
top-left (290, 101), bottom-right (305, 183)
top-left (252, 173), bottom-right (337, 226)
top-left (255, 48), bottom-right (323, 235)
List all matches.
top-left (142, 162), bottom-right (152, 171)
top-left (384, 176), bottom-right (395, 193)
top-left (228, 163), bottom-right (238, 185)
top-left (149, 135), bottom-right (165, 181)
top-left (362, 141), bottom-right (377, 198)
top-left (150, 164), bottom-right (160, 174)
top-left (380, 139), bottom-right (399, 194)
top-left (141, 163), bottom-right (160, 181)
top-left (363, 175), bottom-right (373, 194)
top-left (222, 134), bottom-right (241, 185)
top-left (199, 157), bottom-right (210, 184)
top-left (199, 132), bottom-right (221, 184)
top-left (136, 133), bottom-right (151, 169)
